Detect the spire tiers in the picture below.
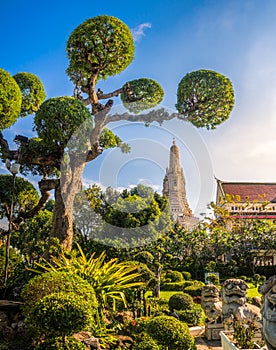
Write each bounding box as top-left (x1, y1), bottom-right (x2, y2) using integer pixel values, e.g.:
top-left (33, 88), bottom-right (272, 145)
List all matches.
top-left (163, 140), bottom-right (199, 230)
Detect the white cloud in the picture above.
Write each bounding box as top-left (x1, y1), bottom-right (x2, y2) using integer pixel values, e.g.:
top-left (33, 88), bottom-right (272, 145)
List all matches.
top-left (131, 23), bottom-right (152, 42)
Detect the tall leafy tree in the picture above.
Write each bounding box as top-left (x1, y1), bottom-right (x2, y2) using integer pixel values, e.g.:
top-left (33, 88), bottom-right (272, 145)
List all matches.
top-left (0, 15), bottom-right (235, 251)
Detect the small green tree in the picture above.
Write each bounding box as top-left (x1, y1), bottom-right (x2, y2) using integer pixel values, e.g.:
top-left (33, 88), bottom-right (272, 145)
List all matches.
top-left (30, 292), bottom-right (93, 347)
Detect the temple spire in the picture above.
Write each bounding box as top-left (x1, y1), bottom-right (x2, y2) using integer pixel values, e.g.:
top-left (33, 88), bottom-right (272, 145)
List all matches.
top-left (163, 139), bottom-right (198, 230)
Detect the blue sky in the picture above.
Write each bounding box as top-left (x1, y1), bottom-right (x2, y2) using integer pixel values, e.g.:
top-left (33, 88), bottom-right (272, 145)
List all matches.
top-left (1, 0), bottom-right (276, 217)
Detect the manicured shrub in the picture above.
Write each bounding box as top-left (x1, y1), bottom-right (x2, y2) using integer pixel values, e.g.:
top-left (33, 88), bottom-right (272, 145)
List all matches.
top-left (165, 270), bottom-right (184, 282)
top-left (183, 282), bottom-right (204, 297)
top-left (132, 332), bottom-right (160, 350)
top-left (29, 292), bottom-right (94, 338)
top-left (147, 298), bottom-right (169, 316)
top-left (147, 316), bottom-right (196, 350)
top-left (182, 271), bottom-right (192, 280)
top-left (177, 304), bottom-right (205, 326)
top-left (35, 336), bottom-right (86, 350)
top-left (21, 271), bottom-right (97, 316)
top-left (161, 281), bottom-right (193, 291)
top-left (168, 293), bottom-right (193, 312)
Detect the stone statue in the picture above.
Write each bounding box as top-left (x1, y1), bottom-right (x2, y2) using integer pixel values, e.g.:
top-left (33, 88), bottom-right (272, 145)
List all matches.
top-left (221, 278), bottom-right (261, 330)
top-left (201, 284), bottom-right (222, 324)
top-left (259, 275), bottom-right (276, 350)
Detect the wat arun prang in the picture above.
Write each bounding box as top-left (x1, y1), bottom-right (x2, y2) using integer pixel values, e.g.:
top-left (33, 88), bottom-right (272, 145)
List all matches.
top-left (163, 140), bottom-right (199, 230)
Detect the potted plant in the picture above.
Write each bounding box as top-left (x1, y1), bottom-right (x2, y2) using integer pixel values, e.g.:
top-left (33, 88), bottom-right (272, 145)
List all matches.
top-left (220, 320), bottom-right (261, 350)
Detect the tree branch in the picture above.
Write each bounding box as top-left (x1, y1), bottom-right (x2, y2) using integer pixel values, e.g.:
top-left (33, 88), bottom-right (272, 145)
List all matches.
top-left (97, 87), bottom-right (124, 100)
top-left (104, 108), bottom-right (182, 125)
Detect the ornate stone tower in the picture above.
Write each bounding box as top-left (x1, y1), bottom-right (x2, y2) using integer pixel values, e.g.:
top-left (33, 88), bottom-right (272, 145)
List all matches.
top-left (163, 140), bottom-right (198, 229)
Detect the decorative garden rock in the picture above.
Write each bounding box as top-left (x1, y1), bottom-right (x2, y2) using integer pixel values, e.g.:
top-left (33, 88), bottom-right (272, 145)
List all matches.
top-left (221, 279), bottom-right (261, 330)
top-left (259, 275), bottom-right (276, 350)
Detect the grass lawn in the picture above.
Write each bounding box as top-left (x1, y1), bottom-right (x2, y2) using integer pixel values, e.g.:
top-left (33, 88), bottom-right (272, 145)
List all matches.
top-left (145, 290), bottom-right (181, 300)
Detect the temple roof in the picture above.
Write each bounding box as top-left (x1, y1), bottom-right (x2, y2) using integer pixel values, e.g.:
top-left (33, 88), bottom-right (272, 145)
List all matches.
top-left (217, 180), bottom-right (276, 202)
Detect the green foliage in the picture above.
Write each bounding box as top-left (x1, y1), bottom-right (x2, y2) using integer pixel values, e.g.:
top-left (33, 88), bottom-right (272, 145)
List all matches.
top-left (206, 273), bottom-right (220, 285)
top-left (0, 246), bottom-right (25, 291)
top-left (0, 68), bottom-right (22, 130)
top-left (182, 271), bottom-right (192, 280)
top-left (13, 72), bottom-right (46, 117)
top-left (21, 271), bottom-right (97, 317)
top-left (233, 320), bottom-right (257, 349)
top-left (133, 332), bottom-right (160, 350)
top-left (35, 336), bottom-right (86, 350)
top-left (0, 175), bottom-right (39, 219)
top-left (147, 315), bottom-right (196, 350)
top-left (34, 96), bottom-right (91, 147)
top-left (161, 281), bottom-right (194, 291)
top-left (99, 128), bottom-right (122, 150)
top-left (30, 292), bottom-right (94, 337)
top-left (176, 69), bottom-right (234, 129)
top-left (177, 304), bottom-right (205, 326)
top-left (183, 282), bottom-right (204, 297)
top-left (32, 245), bottom-right (143, 313)
top-left (66, 15), bottom-right (134, 85)
top-left (168, 293), bottom-right (194, 312)
top-left (121, 78), bottom-right (164, 113)
top-left (147, 298), bottom-right (169, 316)
top-left (11, 209), bottom-right (53, 262)
top-left (165, 270), bottom-right (184, 282)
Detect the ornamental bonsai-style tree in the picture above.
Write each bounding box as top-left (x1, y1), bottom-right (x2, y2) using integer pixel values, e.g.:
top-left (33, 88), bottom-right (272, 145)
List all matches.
top-left (0, 15), bottom-right (235, 251)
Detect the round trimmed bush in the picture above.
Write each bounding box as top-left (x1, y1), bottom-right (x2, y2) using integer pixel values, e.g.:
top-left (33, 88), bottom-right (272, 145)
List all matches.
top-left (165, 270), bottom-right (184, 282)
top-left (13, 72), bottom-right (46, 117)
top-left (177, 304), bottom-right (205, 326)
top-left (0, 68), bottom-right (22, 130)
top-left (147, 316), bottom-right (196, 350)
top-left (30, 292), bottom-right (94, 338)
top-left (168, 293), bottom-right (194, 312)
top-left (35, 336), bottom-right (86, 350)
top-left (34, 96), bottom-right (92, 147)
top-left (21, 271), bottom-right (97, 317)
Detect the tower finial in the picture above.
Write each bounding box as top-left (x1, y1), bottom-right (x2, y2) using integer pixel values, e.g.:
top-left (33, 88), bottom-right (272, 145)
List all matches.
top-left (172, 138), bottom-right (176, 146)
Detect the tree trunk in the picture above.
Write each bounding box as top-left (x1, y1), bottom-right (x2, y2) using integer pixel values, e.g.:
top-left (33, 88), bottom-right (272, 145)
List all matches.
top-left (153, 252), bottom-right (162, 298)
top-left (51, 161), bottom-right (86, 251)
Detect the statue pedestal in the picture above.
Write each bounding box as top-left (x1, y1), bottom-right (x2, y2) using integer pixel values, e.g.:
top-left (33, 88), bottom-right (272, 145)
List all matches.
top-left (205, 323), bottom-right (224, 340)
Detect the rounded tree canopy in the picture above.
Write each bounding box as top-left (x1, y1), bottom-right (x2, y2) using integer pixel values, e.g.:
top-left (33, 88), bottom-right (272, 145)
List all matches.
top-left (34, 96), bottom-right (92, 147)
top-left (66, 15), bottom-right (135, 86)
top-left (176, 69), bottom-right (234, 129)
top-left (0, 175), bottom-right (39, 218)
top-left (0, 68), bottom-right (22, 131)
top-left (120, 78), bottom-right (164, 113)
top-left (13, 72), bottom-right (46, 117)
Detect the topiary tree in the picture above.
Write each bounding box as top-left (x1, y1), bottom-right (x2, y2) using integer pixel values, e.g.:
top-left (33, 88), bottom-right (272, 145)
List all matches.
top-left (13, 72), bottom-right (46, 117)
top-left (176, 69), bottom-right (234, 129)
top-left (147, 315), bottom-right (196, 350)
top-left (29, 292), bottom-right (93, 347)
top-left (21, 271), bottom-right (97, 317)
top-left (168, 293), bottom-right (194, 312)
top-left (165, 270), bottom-right (184, 282)
top-left (0, 68), bottom-right (22, 130)
top-left (0, 15), bottom-right (235, 251)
